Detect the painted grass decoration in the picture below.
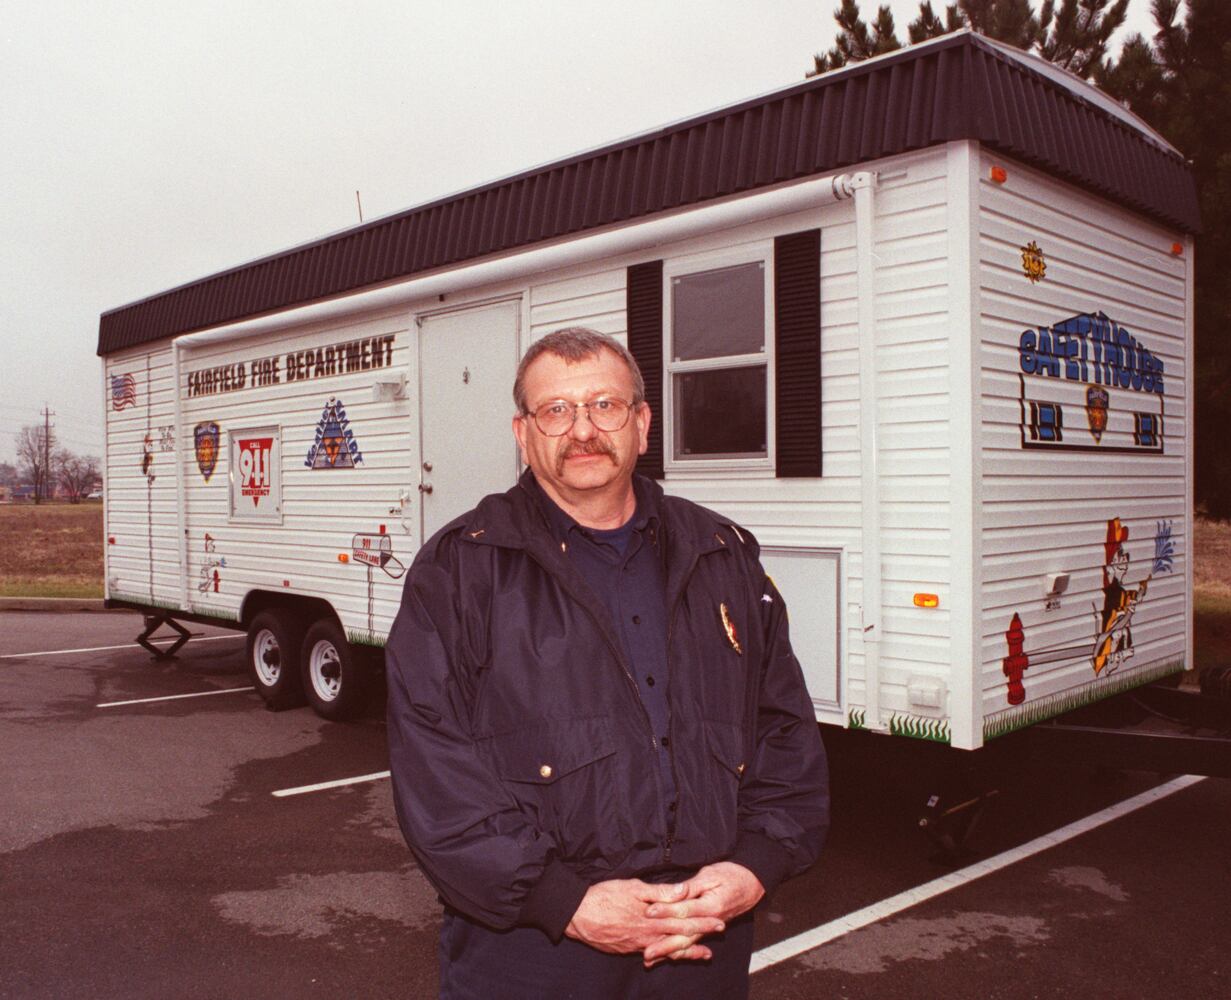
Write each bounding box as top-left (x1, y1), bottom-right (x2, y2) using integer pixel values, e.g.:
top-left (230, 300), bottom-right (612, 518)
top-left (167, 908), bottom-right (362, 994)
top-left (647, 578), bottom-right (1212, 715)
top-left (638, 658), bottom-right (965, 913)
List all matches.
top-left (983, 658), bottom-right (1185, 741)
top-left (888, 713), bottom-right (951, 744)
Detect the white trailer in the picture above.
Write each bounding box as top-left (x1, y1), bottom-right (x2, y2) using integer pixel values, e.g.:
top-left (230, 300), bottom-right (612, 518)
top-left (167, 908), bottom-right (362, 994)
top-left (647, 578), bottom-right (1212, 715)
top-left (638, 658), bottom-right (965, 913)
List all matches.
top-left (99, 31), bottom-right (1198, 748)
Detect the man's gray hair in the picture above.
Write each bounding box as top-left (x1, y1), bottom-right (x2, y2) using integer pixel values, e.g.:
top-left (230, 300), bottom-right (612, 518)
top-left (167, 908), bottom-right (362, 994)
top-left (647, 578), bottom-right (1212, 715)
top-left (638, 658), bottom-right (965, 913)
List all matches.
top-left (513, 327), bottom-right (646, 413)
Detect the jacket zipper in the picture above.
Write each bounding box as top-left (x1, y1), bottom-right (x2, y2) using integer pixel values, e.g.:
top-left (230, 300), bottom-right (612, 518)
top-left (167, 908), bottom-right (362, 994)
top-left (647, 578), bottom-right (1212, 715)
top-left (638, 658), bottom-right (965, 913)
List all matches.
top-left (523, 528), bottom-right (725, 869)
top-left (661, 545), bottom-right (711, 865)
top-left (522, 549), bottom-right (656, 738)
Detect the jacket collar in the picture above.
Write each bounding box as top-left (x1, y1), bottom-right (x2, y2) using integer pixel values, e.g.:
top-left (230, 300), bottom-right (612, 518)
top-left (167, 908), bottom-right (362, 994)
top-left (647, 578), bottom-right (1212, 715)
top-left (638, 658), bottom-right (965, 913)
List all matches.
top-left (460, 469), bottom-right (732, 558)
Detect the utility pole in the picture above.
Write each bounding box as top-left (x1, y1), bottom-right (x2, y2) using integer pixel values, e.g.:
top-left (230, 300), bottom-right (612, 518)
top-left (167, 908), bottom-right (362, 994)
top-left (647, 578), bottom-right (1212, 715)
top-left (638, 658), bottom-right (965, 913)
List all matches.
top-left (41, 406), bottom-right (55, 502)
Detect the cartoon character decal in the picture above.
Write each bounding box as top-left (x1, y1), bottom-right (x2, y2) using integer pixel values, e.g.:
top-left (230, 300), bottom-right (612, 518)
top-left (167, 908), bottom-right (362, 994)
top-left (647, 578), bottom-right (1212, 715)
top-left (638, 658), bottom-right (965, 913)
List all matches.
top-left (198, 533), bottom-right (226, 594)
top-left (1001, 518), bottom-right (1175, 704)
top-left (1091, 518), bottom-right (1172, 676)
top-left (141, 432), bottom-right (155, 485)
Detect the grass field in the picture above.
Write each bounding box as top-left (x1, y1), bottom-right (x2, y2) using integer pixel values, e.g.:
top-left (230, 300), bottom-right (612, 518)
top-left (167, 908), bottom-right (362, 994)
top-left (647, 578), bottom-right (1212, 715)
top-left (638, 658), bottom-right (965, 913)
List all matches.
top-left (2, 504), bottom-right (1230, 669)
top-left (1193, 516), bottom-right (1231, 672)
top-left (0, 503), bottom-right (104, 598)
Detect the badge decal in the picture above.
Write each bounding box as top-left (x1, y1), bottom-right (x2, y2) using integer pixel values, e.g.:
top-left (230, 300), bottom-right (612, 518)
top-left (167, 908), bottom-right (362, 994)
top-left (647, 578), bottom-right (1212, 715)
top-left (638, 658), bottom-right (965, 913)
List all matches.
top-left (1085, 386), bottom-right (1109, 443)
top-left (720, 602), bottom-right (742, 655)
top-left (194, 421), bottom-right (220, 481)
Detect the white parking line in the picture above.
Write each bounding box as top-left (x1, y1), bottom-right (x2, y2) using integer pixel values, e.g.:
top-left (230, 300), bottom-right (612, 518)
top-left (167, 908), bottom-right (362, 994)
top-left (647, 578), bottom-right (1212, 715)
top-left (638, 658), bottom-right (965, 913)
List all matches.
top-left (749, 773), bottom-right (1207, 973)
top-left (272, 771), bottom-right (391, 798)
top-left (97, 685), bottom-right (256, 708)
top-left (1, 633), bottom-right (244, 659)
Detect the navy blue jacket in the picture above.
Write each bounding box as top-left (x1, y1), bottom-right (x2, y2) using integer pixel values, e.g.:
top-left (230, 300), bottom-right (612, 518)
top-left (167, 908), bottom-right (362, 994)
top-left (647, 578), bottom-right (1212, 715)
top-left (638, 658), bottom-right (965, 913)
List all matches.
top-left (386, 471), bottom-right (829, 940)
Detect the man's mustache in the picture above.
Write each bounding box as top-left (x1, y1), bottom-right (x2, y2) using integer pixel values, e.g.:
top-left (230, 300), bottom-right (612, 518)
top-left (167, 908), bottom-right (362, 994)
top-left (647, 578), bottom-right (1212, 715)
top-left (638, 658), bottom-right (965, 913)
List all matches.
top-left (557, 438), bottom-right (617, 474)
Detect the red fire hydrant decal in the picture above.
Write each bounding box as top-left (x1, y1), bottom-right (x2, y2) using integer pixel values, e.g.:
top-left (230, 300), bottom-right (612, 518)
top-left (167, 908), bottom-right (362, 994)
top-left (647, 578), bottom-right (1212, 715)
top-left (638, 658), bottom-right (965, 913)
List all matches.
top-left (1003, 613), bottom-right (1029, 705)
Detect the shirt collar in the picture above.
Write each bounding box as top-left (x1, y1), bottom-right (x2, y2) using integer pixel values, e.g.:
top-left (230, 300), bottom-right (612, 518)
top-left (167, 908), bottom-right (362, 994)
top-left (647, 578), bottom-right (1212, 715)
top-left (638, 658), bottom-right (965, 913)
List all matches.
top-left (527, 473), bottom-right (660, 545)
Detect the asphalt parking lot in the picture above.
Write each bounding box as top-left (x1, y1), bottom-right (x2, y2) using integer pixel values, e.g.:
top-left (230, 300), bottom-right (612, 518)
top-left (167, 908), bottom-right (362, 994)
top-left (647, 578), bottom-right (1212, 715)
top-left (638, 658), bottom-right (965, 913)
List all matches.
top-left (1, 609), bottom-right (1227, 999)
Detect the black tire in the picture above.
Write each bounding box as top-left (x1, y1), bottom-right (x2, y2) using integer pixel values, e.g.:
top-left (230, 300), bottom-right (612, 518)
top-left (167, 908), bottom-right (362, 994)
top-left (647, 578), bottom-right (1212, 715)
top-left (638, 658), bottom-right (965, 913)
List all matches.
top-left (301, 618), bottom-right (368, 721)
top-left (246, 609), bottom-right (307, 710)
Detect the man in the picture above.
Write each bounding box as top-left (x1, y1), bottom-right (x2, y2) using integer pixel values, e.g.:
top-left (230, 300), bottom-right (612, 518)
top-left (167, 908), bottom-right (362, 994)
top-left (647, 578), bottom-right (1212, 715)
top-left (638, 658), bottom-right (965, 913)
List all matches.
top-left (387, 327), bottom-right (828, 999)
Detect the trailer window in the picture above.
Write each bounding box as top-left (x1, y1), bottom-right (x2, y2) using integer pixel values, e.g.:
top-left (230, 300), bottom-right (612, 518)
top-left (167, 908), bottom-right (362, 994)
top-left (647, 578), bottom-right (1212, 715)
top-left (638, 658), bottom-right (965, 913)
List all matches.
top-left (667, 258), bottom-right (770, 464)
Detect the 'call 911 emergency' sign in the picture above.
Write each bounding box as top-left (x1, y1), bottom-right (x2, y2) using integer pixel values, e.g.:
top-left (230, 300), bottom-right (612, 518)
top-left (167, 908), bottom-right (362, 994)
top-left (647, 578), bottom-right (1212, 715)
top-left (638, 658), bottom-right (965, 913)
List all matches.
top-left (230, 426), bottom-right (281, 522)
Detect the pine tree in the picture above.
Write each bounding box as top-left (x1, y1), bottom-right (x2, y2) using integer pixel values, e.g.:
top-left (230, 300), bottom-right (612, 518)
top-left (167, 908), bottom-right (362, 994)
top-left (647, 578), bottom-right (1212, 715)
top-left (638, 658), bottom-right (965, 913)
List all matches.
top-left (806, 0), bottom-right (1230, 514)
top-left (1099, 0), bottom-right (1231, 516)
top-left (1039, 0), bottom-right (1130, 76)
top-left (810, 1), bottom-right (903, 74)
top-left (908, 2), bottom-right (964, 42)
top-left (812, 0), bottom-right (1128, 79)
top-left (958, 0), bottom-right (1049, 49)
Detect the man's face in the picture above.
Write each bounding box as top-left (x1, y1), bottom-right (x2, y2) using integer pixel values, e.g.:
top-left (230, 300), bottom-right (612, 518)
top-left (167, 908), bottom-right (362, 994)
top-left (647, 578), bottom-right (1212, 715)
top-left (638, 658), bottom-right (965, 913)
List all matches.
top-left (512, 348), bottom-right (650, 508)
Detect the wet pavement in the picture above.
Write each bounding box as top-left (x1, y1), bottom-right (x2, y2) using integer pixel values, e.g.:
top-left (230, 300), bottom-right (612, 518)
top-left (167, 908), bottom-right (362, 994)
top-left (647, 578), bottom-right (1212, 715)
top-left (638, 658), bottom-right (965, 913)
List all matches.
top-left (1, 610), bottom-right (1226, 999)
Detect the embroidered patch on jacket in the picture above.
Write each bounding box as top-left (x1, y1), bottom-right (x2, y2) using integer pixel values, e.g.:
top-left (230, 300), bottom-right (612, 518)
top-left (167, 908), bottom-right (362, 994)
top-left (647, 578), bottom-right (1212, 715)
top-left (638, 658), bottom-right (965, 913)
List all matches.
top-left (720, 602), bottom-right (743, 655)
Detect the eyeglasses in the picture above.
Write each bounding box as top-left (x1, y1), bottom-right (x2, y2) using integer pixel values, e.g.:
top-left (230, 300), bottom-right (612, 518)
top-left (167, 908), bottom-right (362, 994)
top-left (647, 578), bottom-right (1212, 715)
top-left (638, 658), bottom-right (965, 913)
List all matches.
top-left (526, 396), bottom-right (635, 436)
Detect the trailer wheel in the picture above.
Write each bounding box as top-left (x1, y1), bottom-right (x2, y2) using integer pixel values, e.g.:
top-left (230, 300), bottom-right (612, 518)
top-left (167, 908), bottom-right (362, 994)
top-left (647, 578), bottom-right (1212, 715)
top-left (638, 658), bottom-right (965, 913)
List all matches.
top-left (301, 619), bottom-right (367, 721)
top-left (246, 610), bottom-right (306, 710)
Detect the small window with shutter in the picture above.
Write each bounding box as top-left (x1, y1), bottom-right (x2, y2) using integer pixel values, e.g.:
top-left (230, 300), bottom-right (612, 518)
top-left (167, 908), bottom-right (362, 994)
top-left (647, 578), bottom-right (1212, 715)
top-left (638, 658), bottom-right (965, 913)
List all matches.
top-left (628, 228), bottom-right (820, 480)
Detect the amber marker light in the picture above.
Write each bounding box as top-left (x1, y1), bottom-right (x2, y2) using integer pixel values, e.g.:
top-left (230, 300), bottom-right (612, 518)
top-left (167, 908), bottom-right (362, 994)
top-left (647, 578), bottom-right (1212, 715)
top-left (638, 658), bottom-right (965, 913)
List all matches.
top-left (1171, 242), bottom-right (1184, 256)
top-left (990, 165), bottom-right (1007, 184)
top-left (913, 593), bottom-right (940, 608)
top-left (338, 553), bottom-right (349, 563)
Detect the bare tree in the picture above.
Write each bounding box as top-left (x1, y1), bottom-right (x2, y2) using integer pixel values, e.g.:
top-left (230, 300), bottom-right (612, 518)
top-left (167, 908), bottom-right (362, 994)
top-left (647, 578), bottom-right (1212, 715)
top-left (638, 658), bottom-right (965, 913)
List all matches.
top-left (16, 424), bottom-right (54, 503)
top-left (57, 449), bottom-right (101, 503)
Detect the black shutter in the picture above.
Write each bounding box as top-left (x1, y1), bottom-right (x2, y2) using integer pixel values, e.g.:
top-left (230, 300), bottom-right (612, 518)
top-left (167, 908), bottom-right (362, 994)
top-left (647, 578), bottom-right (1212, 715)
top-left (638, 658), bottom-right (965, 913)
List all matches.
top-left (774, 229), bottom-right (822, 477)
top-left (627, 259), bottom-right (664, 479)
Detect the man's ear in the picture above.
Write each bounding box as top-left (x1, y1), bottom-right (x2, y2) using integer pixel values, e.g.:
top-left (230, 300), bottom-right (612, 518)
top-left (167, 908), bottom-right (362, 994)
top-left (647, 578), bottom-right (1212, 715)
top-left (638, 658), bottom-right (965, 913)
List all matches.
top-left (635, 402), bottom-right (651, 457)
top-left (512, 413), bottom-right (530, 465)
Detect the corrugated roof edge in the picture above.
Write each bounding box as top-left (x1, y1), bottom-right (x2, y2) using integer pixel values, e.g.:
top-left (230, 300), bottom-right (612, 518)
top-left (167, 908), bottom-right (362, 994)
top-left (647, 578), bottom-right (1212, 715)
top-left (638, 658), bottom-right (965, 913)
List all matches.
top-left (98, 30), bottom-right (1198, 356)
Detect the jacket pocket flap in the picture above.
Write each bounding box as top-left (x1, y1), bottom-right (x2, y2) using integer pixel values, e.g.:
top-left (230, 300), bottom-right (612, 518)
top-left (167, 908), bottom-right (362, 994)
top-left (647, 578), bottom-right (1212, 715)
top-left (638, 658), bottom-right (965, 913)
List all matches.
top-left (705, 719), bottom-right (747, 779)
top-left (488, 716), bottom-right (616, 785)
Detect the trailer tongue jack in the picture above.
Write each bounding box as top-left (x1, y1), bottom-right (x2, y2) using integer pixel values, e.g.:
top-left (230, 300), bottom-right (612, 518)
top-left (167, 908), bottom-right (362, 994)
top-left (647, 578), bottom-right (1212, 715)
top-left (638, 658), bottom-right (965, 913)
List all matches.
top-left (135, 614), bottom-right (193, 661)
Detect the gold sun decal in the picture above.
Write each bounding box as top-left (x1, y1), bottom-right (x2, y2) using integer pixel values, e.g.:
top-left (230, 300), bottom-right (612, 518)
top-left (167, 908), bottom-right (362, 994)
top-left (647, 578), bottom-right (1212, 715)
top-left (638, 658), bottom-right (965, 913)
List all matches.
top-left (1021, 241), bottom-right (1047, 283)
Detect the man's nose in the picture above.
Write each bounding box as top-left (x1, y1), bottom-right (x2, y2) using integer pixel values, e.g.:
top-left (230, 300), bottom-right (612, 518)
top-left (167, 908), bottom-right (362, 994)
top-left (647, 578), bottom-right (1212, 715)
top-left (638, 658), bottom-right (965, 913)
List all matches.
top-left (568, 405), bottom-right (598, 440)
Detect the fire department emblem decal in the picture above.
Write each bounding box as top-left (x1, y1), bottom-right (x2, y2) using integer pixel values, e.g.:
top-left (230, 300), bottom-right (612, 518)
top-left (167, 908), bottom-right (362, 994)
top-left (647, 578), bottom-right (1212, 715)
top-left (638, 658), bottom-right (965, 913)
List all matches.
top-left (1085, 386), bottom-right (1109, 443)
top-left (1020, 240), bottom-right (1046, 283)
top-left (305, 396), bottom-right (364, 469)
top-left (194, 421), bottom-right (220, 481)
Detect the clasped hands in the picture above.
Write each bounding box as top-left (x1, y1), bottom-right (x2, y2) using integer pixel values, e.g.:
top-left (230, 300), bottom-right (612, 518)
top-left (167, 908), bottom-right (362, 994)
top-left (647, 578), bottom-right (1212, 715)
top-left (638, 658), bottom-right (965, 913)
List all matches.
top-left (564, 861), bottom-right (764, 968)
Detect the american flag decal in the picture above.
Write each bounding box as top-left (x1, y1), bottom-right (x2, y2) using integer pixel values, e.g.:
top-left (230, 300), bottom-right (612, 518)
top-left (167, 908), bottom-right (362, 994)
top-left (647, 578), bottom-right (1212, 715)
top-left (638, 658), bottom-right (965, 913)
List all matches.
top-left (111, 373), bottom-right (137, 410)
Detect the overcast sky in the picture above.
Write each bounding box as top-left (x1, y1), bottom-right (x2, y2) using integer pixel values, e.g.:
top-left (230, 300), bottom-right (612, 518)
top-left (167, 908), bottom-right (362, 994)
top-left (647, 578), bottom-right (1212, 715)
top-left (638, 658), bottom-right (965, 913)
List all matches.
top-left (0, 0), bottom-right (1165, 467)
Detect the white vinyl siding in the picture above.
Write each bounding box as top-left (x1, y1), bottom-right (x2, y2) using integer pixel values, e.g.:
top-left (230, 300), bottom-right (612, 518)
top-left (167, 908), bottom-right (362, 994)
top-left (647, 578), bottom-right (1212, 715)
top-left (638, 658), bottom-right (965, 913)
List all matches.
top-left (103, 349), bottom-right (180, 609)
top-left (975, 151), bottom-right (1190, 739)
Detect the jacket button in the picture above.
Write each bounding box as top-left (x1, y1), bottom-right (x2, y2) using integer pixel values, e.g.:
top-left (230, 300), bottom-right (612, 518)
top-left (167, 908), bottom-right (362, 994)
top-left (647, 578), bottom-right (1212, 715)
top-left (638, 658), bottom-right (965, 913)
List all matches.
top-left (539, 764), bottom-right (553, 778)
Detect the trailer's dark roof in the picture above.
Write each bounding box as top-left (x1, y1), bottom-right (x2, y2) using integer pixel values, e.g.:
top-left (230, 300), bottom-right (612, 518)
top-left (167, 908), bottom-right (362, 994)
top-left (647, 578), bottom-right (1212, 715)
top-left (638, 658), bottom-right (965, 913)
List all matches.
top-left (98, 31), bottom-right (1200, 356)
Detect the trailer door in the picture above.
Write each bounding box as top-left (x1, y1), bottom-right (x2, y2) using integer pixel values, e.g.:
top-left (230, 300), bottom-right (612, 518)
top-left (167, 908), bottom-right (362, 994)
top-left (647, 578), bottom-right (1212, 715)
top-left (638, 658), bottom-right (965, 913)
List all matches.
top-left (418, 300), bottom-right (521, 541)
